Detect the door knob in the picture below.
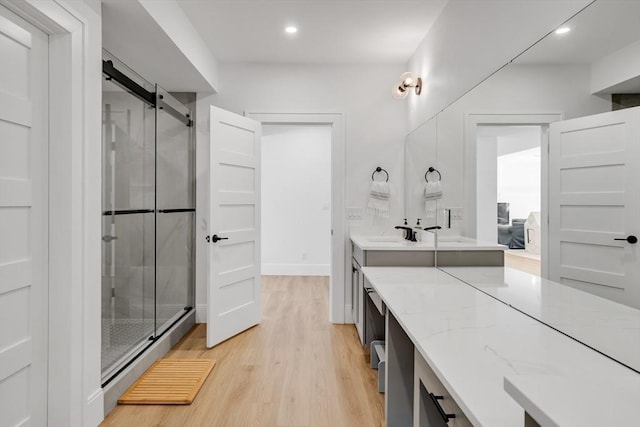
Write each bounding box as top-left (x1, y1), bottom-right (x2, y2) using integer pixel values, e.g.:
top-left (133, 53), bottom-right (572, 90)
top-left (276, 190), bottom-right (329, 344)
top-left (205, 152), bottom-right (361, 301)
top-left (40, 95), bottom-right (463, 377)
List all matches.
top-left (211, 234), bottom-right (229, 243)
top-left (614, 235), bottom-right (638, 244)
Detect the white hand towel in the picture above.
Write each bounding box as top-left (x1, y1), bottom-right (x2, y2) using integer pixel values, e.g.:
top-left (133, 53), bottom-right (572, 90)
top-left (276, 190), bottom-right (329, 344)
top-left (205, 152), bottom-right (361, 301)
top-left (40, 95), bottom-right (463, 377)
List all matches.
top-left (424, 181), bottom-right (442, 201)
top-left (368, 181), bottom-right (390, 218)
top-left (424, 181), bottom-right (442, 215)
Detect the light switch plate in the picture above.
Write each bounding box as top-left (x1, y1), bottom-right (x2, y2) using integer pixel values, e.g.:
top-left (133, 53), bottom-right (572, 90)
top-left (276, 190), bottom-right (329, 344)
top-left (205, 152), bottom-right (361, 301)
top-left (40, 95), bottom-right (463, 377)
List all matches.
top-left (450, 207), bottom-right (463, 220)
top-left (346, 207), bottom-right (363, 220)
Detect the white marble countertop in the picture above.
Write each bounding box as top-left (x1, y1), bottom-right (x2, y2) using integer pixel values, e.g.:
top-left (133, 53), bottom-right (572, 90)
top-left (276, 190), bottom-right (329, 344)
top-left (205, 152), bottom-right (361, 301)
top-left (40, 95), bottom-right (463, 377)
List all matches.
top-left (440, 266), bottom-right (640, 373)
top-left (504, 374), bottom-right (640, 427)
top-left (350, 234), bottom-right (505, 251)
top-left (361, 266), bottom-right (640, 427)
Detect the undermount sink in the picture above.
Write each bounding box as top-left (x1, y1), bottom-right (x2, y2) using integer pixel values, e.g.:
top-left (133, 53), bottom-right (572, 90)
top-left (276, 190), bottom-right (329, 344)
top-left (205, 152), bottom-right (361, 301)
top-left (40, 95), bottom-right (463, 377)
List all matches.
top-left (437, 235), bottom-right (469, 243)
top-left (365, 236), bottom-right (405, 242)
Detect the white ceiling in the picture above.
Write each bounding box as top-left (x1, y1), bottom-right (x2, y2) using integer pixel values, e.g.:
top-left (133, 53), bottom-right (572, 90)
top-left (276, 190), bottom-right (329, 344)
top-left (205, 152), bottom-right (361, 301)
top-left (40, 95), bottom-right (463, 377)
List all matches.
top-left (177, 0), bottom-right (449, 64)
top-left (514, 0), bottom-right (640, 65)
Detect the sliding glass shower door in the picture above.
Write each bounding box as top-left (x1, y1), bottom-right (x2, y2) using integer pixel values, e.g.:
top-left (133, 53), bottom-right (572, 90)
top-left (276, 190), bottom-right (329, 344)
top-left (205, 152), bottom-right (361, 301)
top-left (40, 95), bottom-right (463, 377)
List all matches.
top-left (101, 59), bottom-right (194, 382)
top-left (155, 85), bottom-right (194, 336)
top-left (101, 75), bottom-right (156, 379)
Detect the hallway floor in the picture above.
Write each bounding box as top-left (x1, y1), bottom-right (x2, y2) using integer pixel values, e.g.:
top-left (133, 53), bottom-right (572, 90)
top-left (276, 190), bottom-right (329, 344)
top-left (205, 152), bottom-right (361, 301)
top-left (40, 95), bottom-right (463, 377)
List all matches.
top-left (101, 276), bottom-right (385, 427)
top-left (505, 249), bottom-right (541, 276)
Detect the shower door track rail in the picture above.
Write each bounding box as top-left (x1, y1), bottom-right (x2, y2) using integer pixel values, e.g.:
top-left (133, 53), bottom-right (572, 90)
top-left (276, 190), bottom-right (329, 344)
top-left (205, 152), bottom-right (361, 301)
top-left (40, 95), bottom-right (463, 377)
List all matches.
top-left (101, 306), bottom-right (193, 388)
top-left (102, 208), bottom-right (154, 216)
top-left (102, 208), bottom-right (195, 216)
top-left (102, 60), bottom-right (192, 127)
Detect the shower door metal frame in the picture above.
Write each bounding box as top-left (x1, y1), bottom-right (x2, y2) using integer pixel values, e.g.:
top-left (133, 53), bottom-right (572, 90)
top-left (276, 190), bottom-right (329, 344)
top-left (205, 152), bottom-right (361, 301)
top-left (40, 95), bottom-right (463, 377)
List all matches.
top-left (102, 60), bottom-right (192, 127)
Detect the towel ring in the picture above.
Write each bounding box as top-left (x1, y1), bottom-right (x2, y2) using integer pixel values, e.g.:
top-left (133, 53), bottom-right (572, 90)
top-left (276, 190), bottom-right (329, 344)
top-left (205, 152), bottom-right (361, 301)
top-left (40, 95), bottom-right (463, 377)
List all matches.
top-left (425, 167), bottom-right (442, 183)
top-left (372, 166), bottom-right (389, 182)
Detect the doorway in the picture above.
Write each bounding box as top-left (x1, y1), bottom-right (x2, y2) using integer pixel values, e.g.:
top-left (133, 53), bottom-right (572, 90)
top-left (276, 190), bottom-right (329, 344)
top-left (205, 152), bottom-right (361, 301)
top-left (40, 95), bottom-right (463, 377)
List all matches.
top-left (476, 125), bottom-right (542, 275)
top-left (261, 124), bottom-right (332, 276)
top-left (247, 113), bottom-right (345, 323)
top-left (464, 113), bottom-right (562, 278)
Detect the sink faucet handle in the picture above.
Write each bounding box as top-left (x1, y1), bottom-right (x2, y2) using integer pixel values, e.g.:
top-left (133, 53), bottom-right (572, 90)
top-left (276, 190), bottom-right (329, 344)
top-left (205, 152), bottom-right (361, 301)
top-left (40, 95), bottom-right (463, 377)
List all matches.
top-left (394, 225), bottom-right (416, 241)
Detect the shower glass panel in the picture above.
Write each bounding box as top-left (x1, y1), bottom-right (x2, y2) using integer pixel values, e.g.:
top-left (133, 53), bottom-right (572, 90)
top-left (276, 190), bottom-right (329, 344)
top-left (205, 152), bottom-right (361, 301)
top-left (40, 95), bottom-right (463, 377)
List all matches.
top-left (101, 74), bottom-right (156, 378)
top-left (155, 86), bottom-right (194, 336)
top-left (101, 56), bottom-right (195, 382)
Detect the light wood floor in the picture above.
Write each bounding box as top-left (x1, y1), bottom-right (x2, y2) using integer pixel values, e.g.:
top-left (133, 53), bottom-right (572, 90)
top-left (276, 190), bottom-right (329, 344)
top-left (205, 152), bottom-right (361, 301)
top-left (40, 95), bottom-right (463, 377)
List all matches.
top-left (101, 276), bottom-right (384, 427)
top-left (504, 250), bottom-right (541, 276)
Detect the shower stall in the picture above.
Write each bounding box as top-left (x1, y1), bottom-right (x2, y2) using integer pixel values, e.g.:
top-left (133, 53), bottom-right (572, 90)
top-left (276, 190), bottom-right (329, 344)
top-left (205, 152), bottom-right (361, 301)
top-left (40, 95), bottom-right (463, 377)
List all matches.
top-left (101, 53), bottom-right (195, 384)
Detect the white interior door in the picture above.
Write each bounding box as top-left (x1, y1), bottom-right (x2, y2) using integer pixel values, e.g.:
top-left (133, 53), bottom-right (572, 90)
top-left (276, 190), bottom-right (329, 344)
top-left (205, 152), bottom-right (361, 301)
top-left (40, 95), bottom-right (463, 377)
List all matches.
top-left (0, 6), bottom-right (48, 426)
top-left (549, 106), bottom-right (640, 309)
top-left (207, 106), bottom-right (262, 347)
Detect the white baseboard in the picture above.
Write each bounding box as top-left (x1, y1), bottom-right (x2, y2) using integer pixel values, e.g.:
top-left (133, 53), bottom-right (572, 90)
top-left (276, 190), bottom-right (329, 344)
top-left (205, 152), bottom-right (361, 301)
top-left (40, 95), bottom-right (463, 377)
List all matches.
top-left (86, 388), bottom-right (104, 426)
top-left (261, 263), bottom-right (330, 276)
top-left (344, 304), bottom-right (353, 324)
top-left (196, 304), bottom-right (207, 323)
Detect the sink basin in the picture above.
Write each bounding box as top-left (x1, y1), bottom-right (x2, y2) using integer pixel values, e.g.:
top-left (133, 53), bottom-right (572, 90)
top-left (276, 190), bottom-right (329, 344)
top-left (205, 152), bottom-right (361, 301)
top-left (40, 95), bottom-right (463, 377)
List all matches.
top-left (438, 235), bottom-right (469, 243)
top-left (365, 236), bottom-right (404, 242)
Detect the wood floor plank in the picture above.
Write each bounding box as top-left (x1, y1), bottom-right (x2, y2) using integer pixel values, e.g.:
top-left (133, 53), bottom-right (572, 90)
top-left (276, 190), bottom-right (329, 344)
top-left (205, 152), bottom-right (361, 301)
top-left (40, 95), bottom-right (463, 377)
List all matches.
top-left (101, 275), bottom-right (385, 427)
top-left (505, 250), bottom-right (541, 276)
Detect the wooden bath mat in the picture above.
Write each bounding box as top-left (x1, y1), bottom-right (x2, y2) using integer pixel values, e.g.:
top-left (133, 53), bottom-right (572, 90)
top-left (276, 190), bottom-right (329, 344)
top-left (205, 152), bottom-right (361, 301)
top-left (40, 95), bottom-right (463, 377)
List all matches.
top-left (118, 359), bottom-right (216, 405)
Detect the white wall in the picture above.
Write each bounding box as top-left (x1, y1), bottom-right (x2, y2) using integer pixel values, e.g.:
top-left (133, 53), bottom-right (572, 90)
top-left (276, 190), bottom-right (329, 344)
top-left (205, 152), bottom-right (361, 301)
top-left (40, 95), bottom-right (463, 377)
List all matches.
top-left (497, 147), bottom-right (541, 222)
top-left (195, 63), bottom-right (406, 321)
top-left (262, 124), bottom-right (331, 276)
top-left (406, 0), bottom-right (593, 133)
top-left (476, 136), bottom-right (498, 243)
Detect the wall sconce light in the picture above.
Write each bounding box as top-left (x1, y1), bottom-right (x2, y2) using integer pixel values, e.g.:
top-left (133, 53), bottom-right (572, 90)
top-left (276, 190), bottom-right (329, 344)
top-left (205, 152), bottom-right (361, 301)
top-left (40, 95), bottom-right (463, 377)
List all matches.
top-left (392, 72), bottom-right (422, 99)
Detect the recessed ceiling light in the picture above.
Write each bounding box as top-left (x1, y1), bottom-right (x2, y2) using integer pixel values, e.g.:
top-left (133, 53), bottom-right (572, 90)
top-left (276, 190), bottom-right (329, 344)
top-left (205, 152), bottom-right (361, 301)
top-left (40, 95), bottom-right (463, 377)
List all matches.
top-left (285, 26), bottom-right (298, 34)
top-left (555, 27), bottom-right (570, 35)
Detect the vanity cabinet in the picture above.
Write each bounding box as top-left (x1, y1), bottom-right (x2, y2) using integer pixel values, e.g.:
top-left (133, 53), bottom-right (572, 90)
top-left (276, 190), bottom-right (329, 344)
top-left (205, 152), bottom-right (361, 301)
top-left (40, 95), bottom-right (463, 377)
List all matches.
top-left (352, 242), bottom-right (435, 267)
top-left (414, 348), bottom-right (472, 427)
top-left (351, 239), bottom-right (504, 347)
top-left (352, 256), bottom-right (385, 347)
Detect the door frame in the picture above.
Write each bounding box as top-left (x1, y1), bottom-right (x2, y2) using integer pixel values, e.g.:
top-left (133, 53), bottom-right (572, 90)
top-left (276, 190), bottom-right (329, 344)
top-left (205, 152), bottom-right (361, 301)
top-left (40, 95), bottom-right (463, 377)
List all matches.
top-left (246, 112), bottom-right (346, 323)
top-left (1, 0), bottom-right (103, 424)
top-left (464, 113), bottom-right (562, 279)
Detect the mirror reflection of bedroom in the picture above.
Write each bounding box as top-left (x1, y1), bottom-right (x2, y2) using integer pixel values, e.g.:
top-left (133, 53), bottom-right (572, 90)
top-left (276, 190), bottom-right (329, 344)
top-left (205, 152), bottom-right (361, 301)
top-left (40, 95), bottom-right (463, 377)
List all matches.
top-left (476, 125), bottom-right (542, 276)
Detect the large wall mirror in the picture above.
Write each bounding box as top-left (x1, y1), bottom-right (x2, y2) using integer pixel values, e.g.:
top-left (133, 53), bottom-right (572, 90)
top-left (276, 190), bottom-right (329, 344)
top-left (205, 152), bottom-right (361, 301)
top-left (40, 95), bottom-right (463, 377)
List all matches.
top-left (405, 0), bottom-right (640, 372)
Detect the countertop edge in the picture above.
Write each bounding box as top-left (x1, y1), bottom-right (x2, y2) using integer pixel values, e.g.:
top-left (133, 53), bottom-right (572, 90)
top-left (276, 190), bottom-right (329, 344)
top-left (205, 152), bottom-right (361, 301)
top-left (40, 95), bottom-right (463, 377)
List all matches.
top-left (503, 377), bottom-right (559, 427)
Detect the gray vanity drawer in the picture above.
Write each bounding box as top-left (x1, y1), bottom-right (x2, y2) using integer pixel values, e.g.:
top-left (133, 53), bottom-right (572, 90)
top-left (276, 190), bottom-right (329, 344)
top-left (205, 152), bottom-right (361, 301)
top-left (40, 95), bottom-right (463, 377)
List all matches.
top-left (437, 250), bottom-right (504, 267)
top-left (365, 250), bottom-right (434, 267)
top-left (351, 244), bottom-right (503, 268)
